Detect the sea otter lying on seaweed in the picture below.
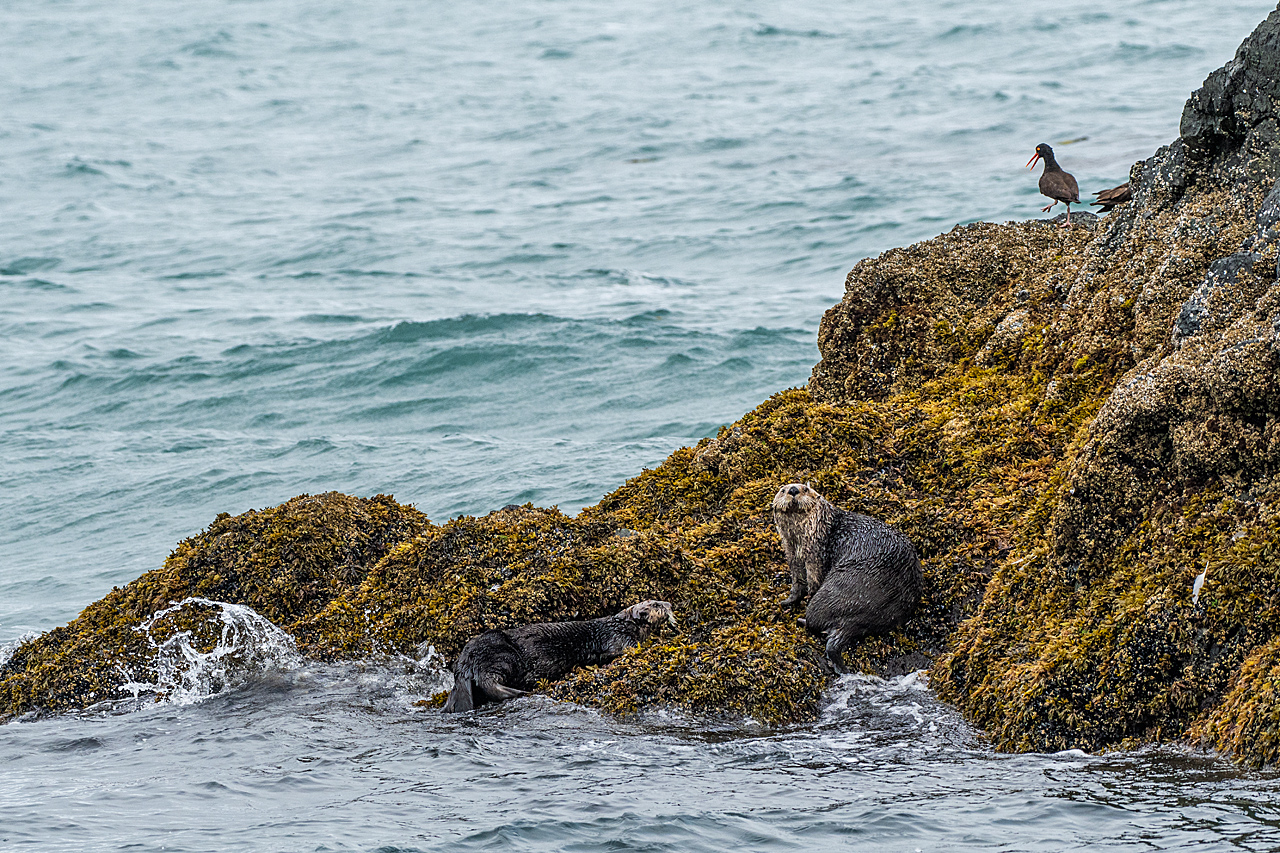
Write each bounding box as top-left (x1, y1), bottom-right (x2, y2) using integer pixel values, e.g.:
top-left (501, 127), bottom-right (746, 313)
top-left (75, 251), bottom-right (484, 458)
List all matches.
top-left (772, 483), bottom-right (922, 673)
top-left (443, 600), bottom-right (676, 712)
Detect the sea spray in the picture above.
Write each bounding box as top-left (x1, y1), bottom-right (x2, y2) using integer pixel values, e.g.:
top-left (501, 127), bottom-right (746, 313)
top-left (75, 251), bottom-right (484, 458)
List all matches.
top-left (117, 597), bottom-right (302, 706)
top-left (821, 670), bottom-right (934, 725)
top-left (812, 669), bottom-right (981, 756)
top-left (0, 631), bottom-right (39, 670)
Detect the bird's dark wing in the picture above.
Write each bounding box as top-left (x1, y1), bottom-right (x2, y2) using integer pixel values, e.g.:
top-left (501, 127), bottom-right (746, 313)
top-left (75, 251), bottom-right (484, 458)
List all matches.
top-left (1063, 172), bottom-right (1080, 204)
top-left (1040, 171), bottom-right (1079, 204)
top-left (1091, 182), bottom-right (1132, 211)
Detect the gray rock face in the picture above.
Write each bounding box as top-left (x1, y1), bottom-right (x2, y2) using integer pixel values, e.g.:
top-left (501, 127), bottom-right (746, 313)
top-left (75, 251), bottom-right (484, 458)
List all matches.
top-left (1169, 171), bottom-right (1280, 351)
top-left (1254, 178), bottom-right (1280, 249)
top-left (1181, 5), bottom-right (1280, 168)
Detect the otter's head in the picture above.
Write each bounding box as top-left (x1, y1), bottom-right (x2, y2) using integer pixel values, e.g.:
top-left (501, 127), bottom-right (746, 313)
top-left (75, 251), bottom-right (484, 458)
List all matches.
top-left (618, 600), bottom-right (676, 638)
top-left (772, 483), bottom-right (822, 515)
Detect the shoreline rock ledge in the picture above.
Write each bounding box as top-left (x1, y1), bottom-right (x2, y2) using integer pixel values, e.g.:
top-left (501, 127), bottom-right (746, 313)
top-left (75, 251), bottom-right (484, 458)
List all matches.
top-left (6, 7), bottom-right (1280, 764)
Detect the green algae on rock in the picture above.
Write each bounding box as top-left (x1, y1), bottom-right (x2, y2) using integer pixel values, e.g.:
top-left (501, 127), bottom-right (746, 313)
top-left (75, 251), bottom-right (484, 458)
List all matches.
top-left (0, 217), bottom-right (1192, 727)
top-left (1, 380), bottom-right (1008, 726)
top-left (292, 504), bottom-right (685, 662)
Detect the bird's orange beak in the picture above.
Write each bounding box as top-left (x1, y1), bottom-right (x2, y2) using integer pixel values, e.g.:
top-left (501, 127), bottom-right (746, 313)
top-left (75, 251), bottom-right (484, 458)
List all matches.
top-left (1026, 152), bottom-right (1041, 169)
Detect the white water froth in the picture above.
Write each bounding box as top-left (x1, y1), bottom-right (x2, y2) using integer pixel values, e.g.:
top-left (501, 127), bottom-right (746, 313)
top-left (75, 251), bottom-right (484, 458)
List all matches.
top-left (118, 597), bottom-right (302, 706)
top-left (821, 669), bottom-right (933, 719)
top-left (365, 644), bottom-right (454, 707)
top-left (0, 631), bottom-right (39, 669)
top-left (816, 669), bottom-right (958, 750)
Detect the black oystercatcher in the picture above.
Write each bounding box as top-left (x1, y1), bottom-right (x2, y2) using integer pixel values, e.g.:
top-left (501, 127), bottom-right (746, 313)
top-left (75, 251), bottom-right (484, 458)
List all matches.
top-left (1026, 143), bottom-right (1080, 228)
top-left (1091, 182), bottom-right (1132, 212)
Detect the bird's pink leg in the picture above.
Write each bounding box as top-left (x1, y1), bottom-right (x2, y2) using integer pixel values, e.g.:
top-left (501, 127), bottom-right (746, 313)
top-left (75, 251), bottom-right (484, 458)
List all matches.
top-left (1061, 203), bottom-right (1072, 229)
top-left (1041, 200), bottom-right (1056, 213)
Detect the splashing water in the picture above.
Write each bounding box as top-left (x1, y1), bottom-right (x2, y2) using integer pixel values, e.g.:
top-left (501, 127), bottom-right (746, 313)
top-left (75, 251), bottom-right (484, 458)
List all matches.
top-left (810, 669), bottom-right (984, 758)
top-left (821, 669), bottom-right (935, 722)
top-left (117, 597), bottom-right (302, 706)
top-left (0, 631), bottom-right (40, 670)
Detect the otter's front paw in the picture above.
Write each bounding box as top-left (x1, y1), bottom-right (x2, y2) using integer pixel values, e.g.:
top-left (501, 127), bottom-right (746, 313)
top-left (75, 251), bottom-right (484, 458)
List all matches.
top-left (781, 589), bottom-right (804, 607)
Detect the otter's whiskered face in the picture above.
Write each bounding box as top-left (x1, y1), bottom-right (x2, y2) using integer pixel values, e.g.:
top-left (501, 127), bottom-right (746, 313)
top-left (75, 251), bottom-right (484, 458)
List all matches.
top-left (772, 483), bottom-right (820, 514)
top-left (620, 600), bottom-right (676, 636)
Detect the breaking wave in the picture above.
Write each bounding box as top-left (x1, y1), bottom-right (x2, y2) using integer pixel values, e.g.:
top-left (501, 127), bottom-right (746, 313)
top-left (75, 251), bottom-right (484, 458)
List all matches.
top-left (117, 597), bottom-right (302, 706)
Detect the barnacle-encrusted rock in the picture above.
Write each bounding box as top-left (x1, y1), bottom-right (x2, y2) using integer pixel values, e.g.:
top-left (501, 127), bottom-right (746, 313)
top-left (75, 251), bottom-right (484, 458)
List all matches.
top-left (929, 7), bottom-right (1280, 764)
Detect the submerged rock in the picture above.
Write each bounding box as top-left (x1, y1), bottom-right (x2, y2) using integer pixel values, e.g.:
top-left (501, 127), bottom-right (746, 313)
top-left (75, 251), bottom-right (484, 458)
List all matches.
top-left (6, 3), bottom-right (1280, 766)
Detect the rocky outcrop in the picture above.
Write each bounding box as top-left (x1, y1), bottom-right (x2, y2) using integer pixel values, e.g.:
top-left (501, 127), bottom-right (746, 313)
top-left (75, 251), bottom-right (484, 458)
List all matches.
top-left (923, 8), bottom-right (1280, 763)
top-left (5, 4), bottom-right (1280, 765)
top-left (0, 493), bottom-right (429, 716)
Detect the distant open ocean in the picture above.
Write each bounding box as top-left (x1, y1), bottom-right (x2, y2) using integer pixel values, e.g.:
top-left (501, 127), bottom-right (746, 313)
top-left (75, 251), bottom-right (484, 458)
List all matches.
top-left (4, 2), bottom-right (1280, 851)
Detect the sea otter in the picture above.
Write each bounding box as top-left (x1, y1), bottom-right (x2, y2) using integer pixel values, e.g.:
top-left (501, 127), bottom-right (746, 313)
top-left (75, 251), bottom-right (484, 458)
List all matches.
top-left (442, 600), bottom-right (676, 713)
top-left (772, 483), bottom-right (922, 673)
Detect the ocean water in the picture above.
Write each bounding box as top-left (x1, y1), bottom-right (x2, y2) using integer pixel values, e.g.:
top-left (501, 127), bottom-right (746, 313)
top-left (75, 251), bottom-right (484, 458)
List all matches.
top-left (3, 0), bottom-right (1280, 849)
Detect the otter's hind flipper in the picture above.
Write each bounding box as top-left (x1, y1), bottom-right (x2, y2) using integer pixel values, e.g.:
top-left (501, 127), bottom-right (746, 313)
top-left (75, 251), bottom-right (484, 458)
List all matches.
top-left (443, 676), bottom-right (474, 713)
top-left (825, 635), bottom-right (849, 675)
top-left (478, 680), bottom-right (527, 703)
top-left (443, 678), bottom-right (526, 712)
top-left (823, 625), bottom-right (859, 675)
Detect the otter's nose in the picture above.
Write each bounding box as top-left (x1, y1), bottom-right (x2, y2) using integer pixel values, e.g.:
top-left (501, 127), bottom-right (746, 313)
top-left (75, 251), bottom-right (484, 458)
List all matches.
top-left (788, 485), bottom-right (799, 496)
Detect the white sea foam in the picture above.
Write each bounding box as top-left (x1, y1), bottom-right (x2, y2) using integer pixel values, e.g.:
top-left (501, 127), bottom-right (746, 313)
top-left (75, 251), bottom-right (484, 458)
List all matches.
top-left (821, 670), bottom-right (933, 719)
top-left (370, 646), bottom-right (455, 707)
top-left (816, 669), bottom-right (966, 748)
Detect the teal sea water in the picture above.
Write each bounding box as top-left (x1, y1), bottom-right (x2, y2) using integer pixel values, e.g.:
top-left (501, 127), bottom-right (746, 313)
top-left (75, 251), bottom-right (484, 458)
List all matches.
top-left (4, 1), bottom-right (1280, 850)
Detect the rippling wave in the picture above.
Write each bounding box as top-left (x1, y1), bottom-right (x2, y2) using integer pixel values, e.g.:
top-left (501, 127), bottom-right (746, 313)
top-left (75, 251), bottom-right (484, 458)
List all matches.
top-left (5, 663), bottom-right (1279, 852)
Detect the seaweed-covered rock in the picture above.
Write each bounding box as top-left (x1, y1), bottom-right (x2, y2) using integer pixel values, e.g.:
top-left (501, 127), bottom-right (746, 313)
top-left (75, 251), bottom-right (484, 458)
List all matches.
top-left (292, 503), bottom-right (683, 662)
top-left (931, 7), bottom-right (1280, 764)
top-left (0, 493), bottom-right (428, 718)
top-left (1, 381), bottom-right (1009, 726)
top-left (293, 394), bottom-right (893, 724)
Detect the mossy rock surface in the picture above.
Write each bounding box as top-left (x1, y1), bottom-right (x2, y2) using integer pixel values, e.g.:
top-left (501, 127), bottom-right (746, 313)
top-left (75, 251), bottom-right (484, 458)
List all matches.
top-left (0, 357), bottom-right (1079, 726)
top-left (929, 9), bottom-right (1280, 764)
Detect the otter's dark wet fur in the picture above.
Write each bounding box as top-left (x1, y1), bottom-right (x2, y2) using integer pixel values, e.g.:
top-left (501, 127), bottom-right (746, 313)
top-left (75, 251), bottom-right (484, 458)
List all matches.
top-left (443, 600), bottom-right (675, 713)
top-left (773, 483), bottom-right (839, 606)
top-left (772, 483), bottom-right (922, 673)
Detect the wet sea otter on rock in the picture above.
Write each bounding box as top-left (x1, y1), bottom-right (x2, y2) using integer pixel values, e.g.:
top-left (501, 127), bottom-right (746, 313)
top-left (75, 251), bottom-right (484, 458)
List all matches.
top-left (443, 600), bottom-right (676, 713)
top-left (772, 483), bottom-right (922, 673)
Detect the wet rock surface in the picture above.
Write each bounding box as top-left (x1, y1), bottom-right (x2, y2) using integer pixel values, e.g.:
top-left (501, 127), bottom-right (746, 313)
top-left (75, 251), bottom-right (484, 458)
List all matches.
top-left (0, 493), bottom-right (429, 717)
